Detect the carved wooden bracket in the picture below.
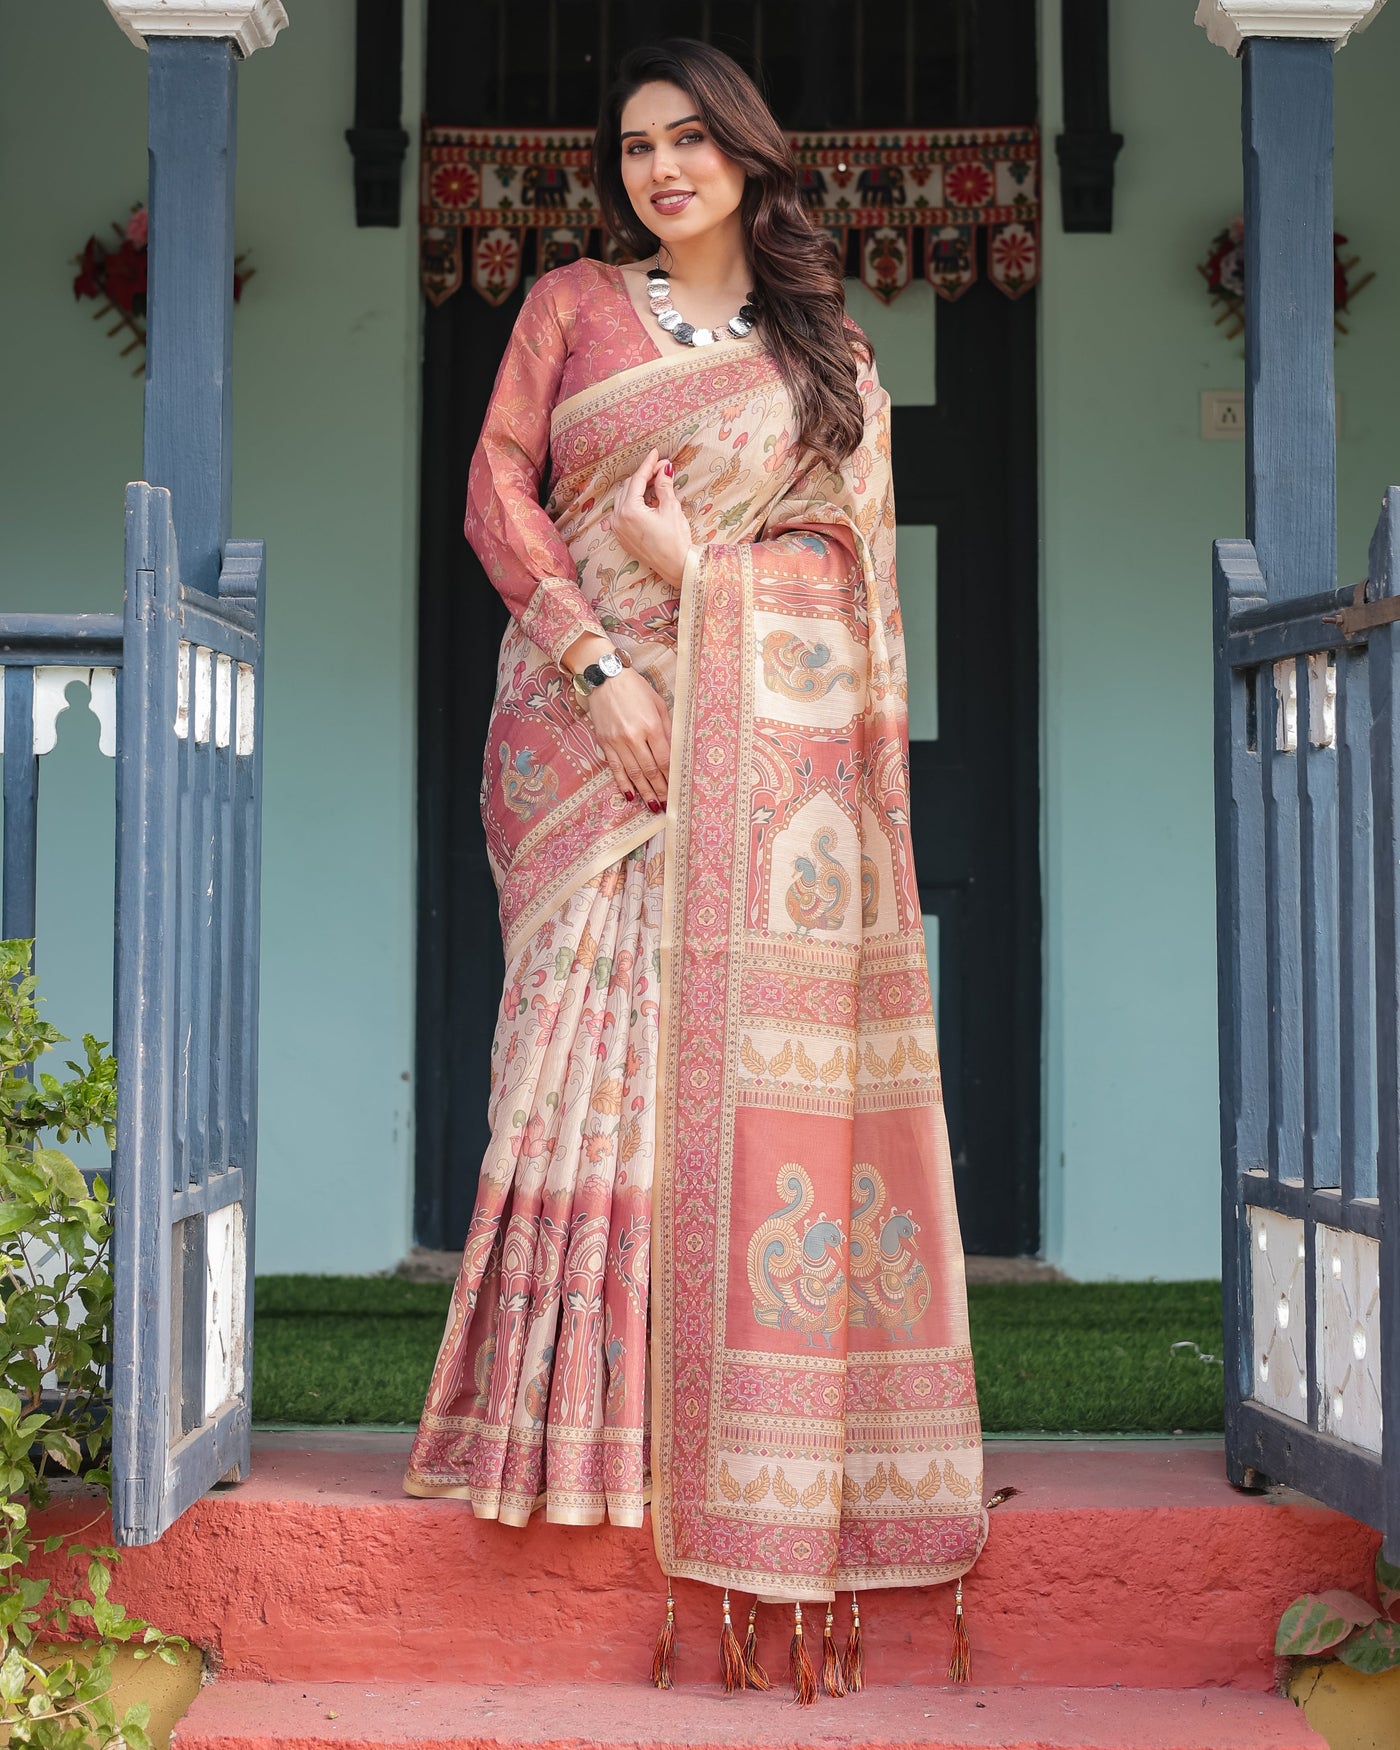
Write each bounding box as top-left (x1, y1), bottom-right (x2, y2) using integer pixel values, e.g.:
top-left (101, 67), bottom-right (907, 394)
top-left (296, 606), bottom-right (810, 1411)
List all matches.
top-left (1195, 0), bottom-right (1387, 55)
top-left (104, 0), bottom-right (288, 56)
top-left (1055, 0), bottom-right (1123, 234)
top-left (346, 0), bottom-right (409, 228)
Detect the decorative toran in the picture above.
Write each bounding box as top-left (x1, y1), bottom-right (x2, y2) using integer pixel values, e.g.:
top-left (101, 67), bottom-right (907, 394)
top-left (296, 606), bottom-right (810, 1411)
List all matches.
top-left (420, 125), bottom-right (1040, 308)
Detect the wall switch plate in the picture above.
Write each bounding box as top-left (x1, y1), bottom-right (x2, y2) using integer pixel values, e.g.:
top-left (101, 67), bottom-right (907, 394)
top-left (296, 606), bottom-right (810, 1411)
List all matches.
top-left (1200, 388), bottom-right (1342, 441)
top-left (1201, 389), bottom-right (1245, 440)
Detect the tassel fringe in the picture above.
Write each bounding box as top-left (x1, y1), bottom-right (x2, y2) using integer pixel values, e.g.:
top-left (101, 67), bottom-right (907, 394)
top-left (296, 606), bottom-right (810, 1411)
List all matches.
top-left (651, 1585), bottom-right (676, 1690)
top-left (821, 1604), bottom-right (847, 1697)
top-left (790, 1603), bottom-right (817, 1706)
top-left (842, 1593), bottom-right (864, 1694)
top-left (719, 1590), bottom-right (746, 1695)
top-left (743, 1603), bottom-right (771, 1691)
top-left (947, 1578), bottom-right (970, 1684)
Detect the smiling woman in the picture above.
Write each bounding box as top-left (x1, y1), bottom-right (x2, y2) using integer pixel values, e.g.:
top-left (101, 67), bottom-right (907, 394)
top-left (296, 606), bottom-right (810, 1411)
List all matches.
top-left (402, 37), bottom-right (987, 1697)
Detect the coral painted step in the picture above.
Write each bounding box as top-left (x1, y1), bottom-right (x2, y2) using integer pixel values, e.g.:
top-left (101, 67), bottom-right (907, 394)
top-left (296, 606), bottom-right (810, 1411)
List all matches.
top-left (172, 1679), bottom-right (1326, 1750)
top-left (28, 1438), bottom-right (1379, 1693)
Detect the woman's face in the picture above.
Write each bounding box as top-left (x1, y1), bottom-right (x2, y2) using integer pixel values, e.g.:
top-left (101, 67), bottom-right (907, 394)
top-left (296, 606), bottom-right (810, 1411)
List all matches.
top-left (618, 80), bottom-right (746, 249)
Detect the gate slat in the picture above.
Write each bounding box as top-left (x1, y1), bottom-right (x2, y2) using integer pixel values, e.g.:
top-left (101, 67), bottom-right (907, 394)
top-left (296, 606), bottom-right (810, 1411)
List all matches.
top-left (1262, 659), bottom-right (1305, 1184)
top-left (1336, 645), bottom-right (1376, 1205)
top-left (113, 484), bottom-right (181, 1545)
top-left (1298, 663), bottom-right (1341, 1193)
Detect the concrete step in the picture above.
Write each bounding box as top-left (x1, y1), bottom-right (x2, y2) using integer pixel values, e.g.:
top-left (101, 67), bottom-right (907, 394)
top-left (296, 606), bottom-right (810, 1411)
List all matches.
top-left (171, 1678), bottom-right (1326, 1750)
top-left (31, 1437), bottom-right (1379, 1693)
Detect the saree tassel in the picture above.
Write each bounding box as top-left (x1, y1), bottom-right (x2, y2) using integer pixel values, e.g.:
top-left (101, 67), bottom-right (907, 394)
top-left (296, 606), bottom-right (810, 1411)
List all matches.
top-left (842, 1593), bottom-right (864, 1694)
top-left (790, 1602), bottom-right (817, 1706)
top-left (947, 1578), bottom-right (970, 1684)
top-left (719, 1590), bottom-right (746, 1695)
top-left (743, 1603), bottom-right (771, 1691)
top-left (651, 1585), bottom-right (676, 1690)
top-left (820, 1603), bottom-right (847, 1697)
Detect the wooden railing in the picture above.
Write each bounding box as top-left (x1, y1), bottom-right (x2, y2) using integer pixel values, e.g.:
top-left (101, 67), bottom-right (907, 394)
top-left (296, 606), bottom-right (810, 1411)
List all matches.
top-left (1214, 488), bottom-right (1400, 1558)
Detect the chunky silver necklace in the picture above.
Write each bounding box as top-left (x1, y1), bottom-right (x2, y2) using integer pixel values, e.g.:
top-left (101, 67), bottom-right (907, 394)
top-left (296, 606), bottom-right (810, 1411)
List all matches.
top-left (646, 261), bottom-right (758, 347)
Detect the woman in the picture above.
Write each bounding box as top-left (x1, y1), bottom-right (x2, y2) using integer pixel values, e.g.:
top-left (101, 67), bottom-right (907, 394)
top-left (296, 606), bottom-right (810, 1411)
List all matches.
top-left (404, 38), bottom-right (987, 1695)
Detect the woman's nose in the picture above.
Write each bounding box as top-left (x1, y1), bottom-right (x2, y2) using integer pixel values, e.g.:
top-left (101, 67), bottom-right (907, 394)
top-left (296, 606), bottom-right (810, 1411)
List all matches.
top-left (651, 154), bottom-right (679, 184)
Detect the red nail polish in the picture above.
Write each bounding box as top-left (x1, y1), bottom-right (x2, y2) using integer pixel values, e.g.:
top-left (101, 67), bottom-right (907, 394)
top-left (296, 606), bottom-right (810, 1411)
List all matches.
top-left (663, 460), bottom-right (674, 477)
top-left (625, 791), bottom-right (634, 802)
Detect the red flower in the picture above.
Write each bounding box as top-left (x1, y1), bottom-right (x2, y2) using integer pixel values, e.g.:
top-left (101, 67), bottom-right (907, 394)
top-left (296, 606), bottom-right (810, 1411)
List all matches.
top-left (72, 237), bottom-right (102, 301)
top-left (103, 239), bottom-right (148, 314)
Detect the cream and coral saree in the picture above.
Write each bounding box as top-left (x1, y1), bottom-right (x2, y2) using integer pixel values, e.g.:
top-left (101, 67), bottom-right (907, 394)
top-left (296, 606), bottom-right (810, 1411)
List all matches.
top-left (405, 257), bottom-right (986, 1601)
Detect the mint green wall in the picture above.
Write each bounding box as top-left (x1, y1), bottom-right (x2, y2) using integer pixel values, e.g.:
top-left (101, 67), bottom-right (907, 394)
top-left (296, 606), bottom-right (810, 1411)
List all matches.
top-left (0, 0), bottom-right (423, 1272)
top-left (1039, 1), bottom-right (1400, 1278)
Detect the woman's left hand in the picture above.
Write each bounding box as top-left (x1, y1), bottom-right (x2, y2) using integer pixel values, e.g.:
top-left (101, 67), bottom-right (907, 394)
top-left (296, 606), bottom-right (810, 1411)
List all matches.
top-left (612, 449), bottom-right (693, 585)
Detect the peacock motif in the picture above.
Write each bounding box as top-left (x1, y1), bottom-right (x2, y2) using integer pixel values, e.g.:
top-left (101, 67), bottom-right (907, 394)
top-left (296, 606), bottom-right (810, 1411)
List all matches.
top-left (499, 741), bottom-right (559, 821)
top-left (747, 1162), bottom-right (847, 1346)
top-left (849, 1163), bottom-right (931, 1340)
top-left (761, 629), bottom-right (859, 701)
top-left (784, 828), bottom-right (851, 933)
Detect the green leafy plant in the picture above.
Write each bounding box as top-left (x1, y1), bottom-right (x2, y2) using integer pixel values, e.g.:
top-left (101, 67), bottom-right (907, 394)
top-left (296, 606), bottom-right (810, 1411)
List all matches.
top-left (0, 941), bottom-right (186, 1746)
top-left (1275, 1548), bottom-right (1400, 1674)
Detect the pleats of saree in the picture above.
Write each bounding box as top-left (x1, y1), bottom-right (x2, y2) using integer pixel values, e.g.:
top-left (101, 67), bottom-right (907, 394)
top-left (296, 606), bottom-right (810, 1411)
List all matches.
top-left (403, 831), bottom-right (665, 1526)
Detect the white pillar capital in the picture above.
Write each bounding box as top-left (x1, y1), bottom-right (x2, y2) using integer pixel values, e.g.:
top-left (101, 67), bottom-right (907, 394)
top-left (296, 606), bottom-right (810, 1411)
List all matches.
top-left (104, 0), bottom-right (289, 56)
top-left (1195, 0), bottom-right (1386, 54)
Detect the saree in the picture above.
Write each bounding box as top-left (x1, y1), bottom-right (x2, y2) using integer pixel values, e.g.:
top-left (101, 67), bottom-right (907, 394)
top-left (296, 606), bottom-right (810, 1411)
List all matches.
top-left (405, 259), bottom-right (987, 1601)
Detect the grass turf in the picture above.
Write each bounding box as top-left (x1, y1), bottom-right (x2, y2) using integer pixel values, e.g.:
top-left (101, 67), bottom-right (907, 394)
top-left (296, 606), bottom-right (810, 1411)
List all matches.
top-left (251, 1275), bottom-right (1225, 1434)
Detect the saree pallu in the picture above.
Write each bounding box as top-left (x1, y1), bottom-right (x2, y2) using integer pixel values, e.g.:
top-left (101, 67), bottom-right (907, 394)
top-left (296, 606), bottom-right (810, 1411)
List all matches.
top-left (406, 318), bottom-right (986, 1599)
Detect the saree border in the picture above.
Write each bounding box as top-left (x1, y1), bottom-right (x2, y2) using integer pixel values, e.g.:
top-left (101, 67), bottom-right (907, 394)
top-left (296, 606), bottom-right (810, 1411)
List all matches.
top-left (550, 343), bottom-right (779, 436)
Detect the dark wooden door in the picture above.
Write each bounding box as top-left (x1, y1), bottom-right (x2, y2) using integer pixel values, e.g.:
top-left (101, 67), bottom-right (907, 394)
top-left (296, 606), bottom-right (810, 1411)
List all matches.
top-left (415, 0), bottom-right (1040, 1256)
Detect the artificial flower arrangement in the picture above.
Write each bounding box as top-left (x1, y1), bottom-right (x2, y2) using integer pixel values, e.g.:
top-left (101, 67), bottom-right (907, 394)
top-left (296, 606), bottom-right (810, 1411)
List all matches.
top-left (73, 204), bottom-right (253, 374)
top-left (1200, 216), bottom-right (1373, 341)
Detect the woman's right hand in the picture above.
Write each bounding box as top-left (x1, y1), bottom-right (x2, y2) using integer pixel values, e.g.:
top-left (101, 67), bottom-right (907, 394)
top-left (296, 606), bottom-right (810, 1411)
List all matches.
top-left (587, 668), bottom-right (672, 812)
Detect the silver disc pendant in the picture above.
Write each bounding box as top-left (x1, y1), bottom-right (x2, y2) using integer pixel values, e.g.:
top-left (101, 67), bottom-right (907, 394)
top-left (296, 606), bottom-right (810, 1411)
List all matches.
top-left (646, 261), bottom-right (756, 348)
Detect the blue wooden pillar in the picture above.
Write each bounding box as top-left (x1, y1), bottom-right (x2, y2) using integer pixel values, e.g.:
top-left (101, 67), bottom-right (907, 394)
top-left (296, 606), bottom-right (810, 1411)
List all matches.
top-left (143, 38), bottom-right (239, 599)
top-left (1242, 38), bottom-right (1337, 601)
top-left (1, 668), bottom-right (38, 944)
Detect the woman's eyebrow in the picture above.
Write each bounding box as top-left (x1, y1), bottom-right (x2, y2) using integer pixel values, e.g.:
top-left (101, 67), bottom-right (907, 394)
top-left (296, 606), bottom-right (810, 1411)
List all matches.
top-left (619, 114), bottom-right (702, 140)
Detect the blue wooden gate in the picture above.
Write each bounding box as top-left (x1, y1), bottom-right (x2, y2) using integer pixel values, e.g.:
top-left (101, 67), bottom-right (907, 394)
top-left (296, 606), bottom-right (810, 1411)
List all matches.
top-left (1214, 493), bottom-right (1400, 1557)
top-left (110, 482), bottom-right (266, 1546)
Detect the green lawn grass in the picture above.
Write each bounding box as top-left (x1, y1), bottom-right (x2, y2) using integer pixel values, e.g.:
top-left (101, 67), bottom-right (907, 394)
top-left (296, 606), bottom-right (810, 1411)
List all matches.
top-left (250, 1275), bottom-right (1225, 1434)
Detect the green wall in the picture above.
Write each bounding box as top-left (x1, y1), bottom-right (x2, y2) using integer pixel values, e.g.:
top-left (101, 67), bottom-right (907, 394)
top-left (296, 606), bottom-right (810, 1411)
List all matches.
top-left (0, 0), bottom-right (424, 1273)
top-left (1039, 0), bottom-right (1400, 1278)
top-left (3, 2), bottom-right (1397, 1281)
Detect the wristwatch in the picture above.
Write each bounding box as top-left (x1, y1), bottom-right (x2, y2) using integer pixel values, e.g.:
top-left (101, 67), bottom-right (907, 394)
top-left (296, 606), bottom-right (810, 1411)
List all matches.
top-left (573, 648), bottom-right (625, 702)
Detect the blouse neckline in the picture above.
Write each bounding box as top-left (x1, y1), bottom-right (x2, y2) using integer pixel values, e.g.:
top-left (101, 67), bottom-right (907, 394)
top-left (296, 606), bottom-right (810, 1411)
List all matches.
top-left (602, 260), bottom-right (761, 365)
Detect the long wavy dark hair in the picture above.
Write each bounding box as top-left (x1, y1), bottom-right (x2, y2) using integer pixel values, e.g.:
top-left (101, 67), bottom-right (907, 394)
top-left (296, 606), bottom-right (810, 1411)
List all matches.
top-left (592, 39), bottom-right (868, 469)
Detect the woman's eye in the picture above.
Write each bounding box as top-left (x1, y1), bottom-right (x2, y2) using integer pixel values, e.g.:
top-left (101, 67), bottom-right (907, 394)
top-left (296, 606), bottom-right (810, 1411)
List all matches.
top-left (678, 131), bottom-right (704, 145)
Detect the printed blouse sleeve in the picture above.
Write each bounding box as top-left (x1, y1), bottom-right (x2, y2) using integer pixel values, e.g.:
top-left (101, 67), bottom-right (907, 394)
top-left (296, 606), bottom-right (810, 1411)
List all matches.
top-left (464, 274), bottom-right (608, 668)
